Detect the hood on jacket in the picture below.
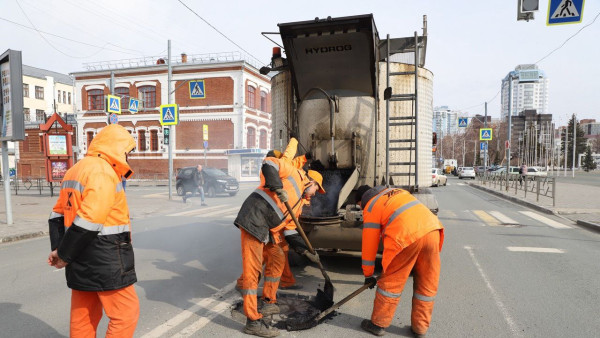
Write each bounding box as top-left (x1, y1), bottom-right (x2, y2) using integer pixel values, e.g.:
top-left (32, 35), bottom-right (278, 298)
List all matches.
top-left (86, 124), bottom-right (136, 179)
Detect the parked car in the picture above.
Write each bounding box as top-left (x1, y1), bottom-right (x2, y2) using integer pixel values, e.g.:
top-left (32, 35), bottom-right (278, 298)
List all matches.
top-left (475, 166), bottom-right (485, 174)
top-left (455, 167), bottom-right (464, 176)
top-left (526, 167), bottom-right (548, 179)
top-left (431, 168), bottom-right (447, 187)
top-left (491, 166), bottom-right (520, 179)
top-left (459, 167), bottom-right (476, 179)
top-left (176, 166), bottom-right (239, 197)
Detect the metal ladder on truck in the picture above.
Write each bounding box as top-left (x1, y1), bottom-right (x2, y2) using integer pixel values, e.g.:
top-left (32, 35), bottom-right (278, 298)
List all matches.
top-left (383, 21), bottom-right (427, 192)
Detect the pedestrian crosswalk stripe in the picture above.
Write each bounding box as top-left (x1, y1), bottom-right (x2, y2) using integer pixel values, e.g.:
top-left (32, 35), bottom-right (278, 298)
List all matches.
top-left (472, 210), bottom-right (500, 226)
top-left (168, 205), bottom-right (229, 217)
top-left (437, 210), bottom-right (457, 218)
top-left (200, 206), bottom-right (240, 217)
top-left (488, 211), bottom-right (518, 225)
top-left (519, 211), bottom-right (571, 229)
top-left (507, 247), bottom-right (564, 253)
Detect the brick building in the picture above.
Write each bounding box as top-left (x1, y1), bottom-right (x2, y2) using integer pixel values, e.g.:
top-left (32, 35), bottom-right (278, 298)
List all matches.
top-left (71, 53), bottom-right (271, 181)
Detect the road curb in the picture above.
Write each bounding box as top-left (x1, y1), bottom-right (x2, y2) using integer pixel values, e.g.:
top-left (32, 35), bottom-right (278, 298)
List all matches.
top-left (576, 220), bottom-right (600, 233)
top-left (467, 183), bottom-right (555, 215)
top-left (0, 230), bottom-right (48, 244)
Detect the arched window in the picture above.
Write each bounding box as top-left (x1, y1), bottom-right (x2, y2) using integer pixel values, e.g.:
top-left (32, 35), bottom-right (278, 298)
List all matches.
top-left (247, 127), bottom-right (256, 148)
top-left (247, 86), bottom-right (255, 108)
top-left (260, 91), bottom-right (267, 112)
top-left (114, 87), bottom-right (129, 110)
top-left (138, 86), bottom-right (156, 109)
top-left (150, 130), bottom-right (158, 151)
top-left (138, 130), bottom-right (147, 151)
top-left (259, 129), bottom-right (267, 149)
top-left (87, 89), bottom-right (104, 110)
top-left (86, 131), bottom-right (94, 149)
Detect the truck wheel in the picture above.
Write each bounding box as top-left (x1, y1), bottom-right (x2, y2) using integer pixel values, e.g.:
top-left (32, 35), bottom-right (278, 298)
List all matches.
top-left (177, 185), bottom-right (184, 196)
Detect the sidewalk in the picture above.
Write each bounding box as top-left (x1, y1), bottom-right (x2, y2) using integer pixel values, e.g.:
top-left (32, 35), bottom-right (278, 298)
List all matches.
top-left (469, 178), bottom-right (600, 232)
top-left (0, 188), bottom-right (202, 244)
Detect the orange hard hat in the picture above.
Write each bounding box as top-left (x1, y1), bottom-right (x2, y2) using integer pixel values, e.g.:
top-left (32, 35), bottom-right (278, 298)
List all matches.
top-left (307, 170), bottom-right (326, 194)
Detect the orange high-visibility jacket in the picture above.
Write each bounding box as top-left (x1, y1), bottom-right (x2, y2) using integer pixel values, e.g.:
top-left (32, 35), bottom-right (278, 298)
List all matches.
top-left (361, 188), bottom-right (444, 277)
top-left (49, 124), bottom-right (137, 291)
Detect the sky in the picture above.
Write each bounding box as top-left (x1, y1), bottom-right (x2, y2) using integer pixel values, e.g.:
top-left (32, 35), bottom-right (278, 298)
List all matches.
top-left (1, 0), bottom-right (599, 126)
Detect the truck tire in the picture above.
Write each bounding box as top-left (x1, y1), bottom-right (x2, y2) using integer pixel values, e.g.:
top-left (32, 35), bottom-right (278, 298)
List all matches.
top-left (176, 185), bottom-right (184, 196)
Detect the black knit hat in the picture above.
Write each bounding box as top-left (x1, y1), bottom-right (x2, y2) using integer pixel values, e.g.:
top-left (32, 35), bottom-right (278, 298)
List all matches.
top-left (357, 185), bottom-right (387, 208)
top-left (356, 185), bottom-right (372, 206)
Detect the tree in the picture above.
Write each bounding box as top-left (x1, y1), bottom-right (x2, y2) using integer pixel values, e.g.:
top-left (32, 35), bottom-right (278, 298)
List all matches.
top-left (582, 146), bottom-right (597, 172)
top-left (560, 115), bottom-right (586, 169)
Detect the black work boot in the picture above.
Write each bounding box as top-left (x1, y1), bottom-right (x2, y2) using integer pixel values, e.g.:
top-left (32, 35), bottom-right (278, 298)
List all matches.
top-left (258, 298), bottom-right (280, 316)
top-left (411, 327), bottom-right (427, 338)
top-left (361, 319), bottom-right (386, 336)
top-left (243, 318), bottom-right (279, 337)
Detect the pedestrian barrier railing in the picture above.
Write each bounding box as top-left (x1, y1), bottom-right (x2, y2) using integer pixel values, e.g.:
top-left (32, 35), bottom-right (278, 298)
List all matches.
top-left (477, 172), bottom-right (556, 207)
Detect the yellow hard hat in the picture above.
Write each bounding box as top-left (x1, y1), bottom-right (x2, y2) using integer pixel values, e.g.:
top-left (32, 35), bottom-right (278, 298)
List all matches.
top-left (266, 149), bottom-right (282, 158)
top-left (307, 170), bottom-right (326, 194)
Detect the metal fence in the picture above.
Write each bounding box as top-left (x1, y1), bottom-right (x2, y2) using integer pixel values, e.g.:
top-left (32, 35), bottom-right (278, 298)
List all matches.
top-left (477, 173), bottom-right (556, 207)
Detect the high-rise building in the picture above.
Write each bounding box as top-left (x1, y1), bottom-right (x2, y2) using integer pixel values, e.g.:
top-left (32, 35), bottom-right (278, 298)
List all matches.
top-left (501, 64), bottom-right (549, 119)
top-left (433, 106), bottom-right (460, 136)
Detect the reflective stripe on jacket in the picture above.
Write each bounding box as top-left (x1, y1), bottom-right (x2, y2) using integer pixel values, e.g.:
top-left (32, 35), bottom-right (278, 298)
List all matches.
top-left (361, 188), bottom-right (444, 277)
top-left (50, 124), bottom-right (137, 291)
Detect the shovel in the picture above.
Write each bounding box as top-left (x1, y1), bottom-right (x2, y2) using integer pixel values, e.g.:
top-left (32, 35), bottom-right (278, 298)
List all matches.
top-left (283, 201), bottom-right (334, 303)
top-left (286, 278), bottom-right (377, 331)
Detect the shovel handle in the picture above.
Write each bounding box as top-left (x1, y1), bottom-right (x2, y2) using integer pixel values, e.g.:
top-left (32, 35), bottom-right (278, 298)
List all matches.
top-left (314, 279), bottom-right (377, 322)
top-left (284, 201), bottom-right (315, 254)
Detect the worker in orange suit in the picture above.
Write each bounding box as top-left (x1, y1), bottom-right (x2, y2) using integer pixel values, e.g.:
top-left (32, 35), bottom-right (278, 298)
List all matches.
top-left (355, 185), bottom-right (444, 338)
top-left (235, 147), bottom-right (312, 292)
top-left (47, 124), bottom-right (139, 338)
top-left (234, 138), bottom-right (324, 337)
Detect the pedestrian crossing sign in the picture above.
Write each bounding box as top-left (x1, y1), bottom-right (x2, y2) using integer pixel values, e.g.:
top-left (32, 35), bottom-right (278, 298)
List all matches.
top-left (547, 0), bottom-right (584, 25)
top-left (159, 104), bottom-right (178, 126)
top-left (458, 118), bottom-right (468, 128)
top-left (480, 128), bottom-right (493, 141)
top-left (129, 98), bottom-right (140, 113)
top-left (189, 80), bottom-right (206, 99)
top-left (106, 95), bottom-right (121, 114)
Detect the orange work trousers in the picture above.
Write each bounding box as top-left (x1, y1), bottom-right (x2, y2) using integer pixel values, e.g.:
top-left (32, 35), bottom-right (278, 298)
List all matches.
top-left (370, 229), bottom-right (441, 335)
top-left (70, 284), bottom-right (139, 338)
top-left (240, 228), bottom-right (285, 320)
top-left (236, 240), bottom-right (295, 289)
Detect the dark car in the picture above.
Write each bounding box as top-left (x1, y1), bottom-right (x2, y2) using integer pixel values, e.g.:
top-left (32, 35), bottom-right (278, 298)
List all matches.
top-left (176, 166), bottom-right (239, 197)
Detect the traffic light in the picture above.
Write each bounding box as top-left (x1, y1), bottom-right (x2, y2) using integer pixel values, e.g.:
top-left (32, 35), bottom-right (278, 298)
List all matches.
top-left (517, 0), bottom-right (538, 21)
top-left (164, 127), bottom-right (170, 145)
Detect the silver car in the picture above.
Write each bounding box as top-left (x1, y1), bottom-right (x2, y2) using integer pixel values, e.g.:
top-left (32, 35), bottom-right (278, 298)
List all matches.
top-left (459, 167), bottom-right (476, 179)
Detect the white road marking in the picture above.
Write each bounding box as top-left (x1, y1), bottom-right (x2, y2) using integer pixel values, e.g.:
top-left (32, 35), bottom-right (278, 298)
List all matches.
top-left (457, 183), bottom-right (466, 186)
top-left (507, 247), bottom-right (564, 253)
top-left (172, 294), bottom-right (239, 337)
top-left (472, 210), bottom-right (499, 226)
top-left (199, 206), bottom-right (240, 217)
top-left (168, 205), bottom-right (229, 217)
top-left (141, 281), bottom-right (236, 338)
top-left (519, 211), bottom-right (571, 229)
top-left (143, 192), bottom-right (169, 198)
top-left (489, 211), bottom-right (518, 225)
top-left (465, 246), bottom-right (522, 337)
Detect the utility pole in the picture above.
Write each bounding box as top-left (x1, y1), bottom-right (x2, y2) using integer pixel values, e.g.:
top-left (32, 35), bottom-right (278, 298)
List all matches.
top-left (506, 76), bottom-right (513, 191)
top-left (572, 113), bottom-right (576, 177)
top-left (484, 102), bottom-right (488, 177)
top-left (167, 40), bottom-right (173, 200)
top-left (110, 71), bottom-right (115, 95)
top-left (564, 124), bottom-right (568, 177)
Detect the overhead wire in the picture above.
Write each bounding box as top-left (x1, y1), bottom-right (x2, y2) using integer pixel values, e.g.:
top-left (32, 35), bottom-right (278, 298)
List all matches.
top-left (176, 0), bottom-right (267, 66)
top-left (0, 16), bottom-right (142, 56)
top-left (14, 0), bottom-right (113, 59)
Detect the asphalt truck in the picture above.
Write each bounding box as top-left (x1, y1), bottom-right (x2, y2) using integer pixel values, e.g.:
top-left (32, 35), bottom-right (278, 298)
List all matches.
top-left (265, 14), bottom-right (437, 253)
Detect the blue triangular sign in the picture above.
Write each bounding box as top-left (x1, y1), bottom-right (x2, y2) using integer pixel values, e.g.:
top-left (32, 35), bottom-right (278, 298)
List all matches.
top-left (163, 108), bottom-right (175, 121)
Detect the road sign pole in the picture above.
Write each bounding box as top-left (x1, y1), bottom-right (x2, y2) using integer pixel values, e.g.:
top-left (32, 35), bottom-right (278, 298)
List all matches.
top-left (484, 102), bottom-right (488, 181)
top-left (167, 40), bottom-right (173, 200)
top-left (507, 76), bottom-right (513, 191)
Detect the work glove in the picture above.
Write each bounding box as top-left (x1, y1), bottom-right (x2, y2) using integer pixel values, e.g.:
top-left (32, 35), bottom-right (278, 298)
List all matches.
top-left (275, 188), bottom-right (288, 203)
top-left (304, 152), bottom-right (313, 161)
top-left (364, 276), bottom-right (377, 289)
top-left (289, 131), bottom-right (298, 139)
top-left (302, 250), bottom-right (320, 264)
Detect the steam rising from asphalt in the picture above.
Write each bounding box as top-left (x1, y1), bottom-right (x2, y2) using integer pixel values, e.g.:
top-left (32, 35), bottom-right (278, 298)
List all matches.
top-left (309, 169), bottom-right (355, 217)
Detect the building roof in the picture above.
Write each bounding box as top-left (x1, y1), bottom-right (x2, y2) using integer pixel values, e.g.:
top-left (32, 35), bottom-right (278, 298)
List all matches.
top-left (23, 65), bottom-right (72, 85)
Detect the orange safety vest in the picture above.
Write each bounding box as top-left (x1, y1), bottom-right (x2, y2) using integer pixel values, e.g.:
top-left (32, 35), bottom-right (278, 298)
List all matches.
top-left (361, 188), bottom-right (444, 277)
